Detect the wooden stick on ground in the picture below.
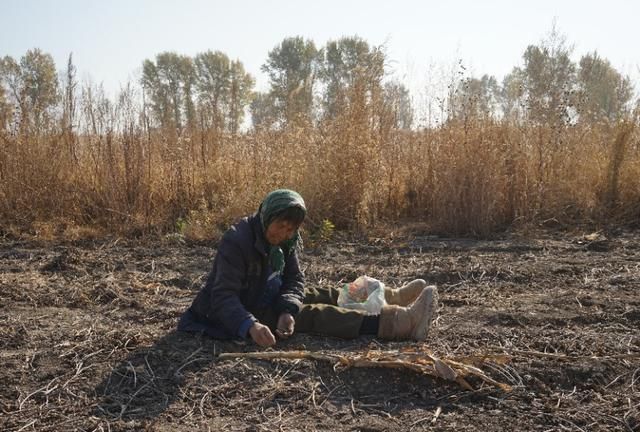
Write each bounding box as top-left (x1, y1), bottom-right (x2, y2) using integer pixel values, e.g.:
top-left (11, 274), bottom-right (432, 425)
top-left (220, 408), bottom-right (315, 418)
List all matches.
top-left (218, 350), bottom-right (511, 391)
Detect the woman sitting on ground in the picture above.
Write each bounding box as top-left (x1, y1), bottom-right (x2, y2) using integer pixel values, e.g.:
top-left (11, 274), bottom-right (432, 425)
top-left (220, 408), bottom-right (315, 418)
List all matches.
top-left (178, 189), bottom-right (438, 347)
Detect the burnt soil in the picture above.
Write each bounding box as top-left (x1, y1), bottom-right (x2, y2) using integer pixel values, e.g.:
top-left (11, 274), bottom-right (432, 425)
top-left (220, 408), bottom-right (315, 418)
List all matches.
top-left (0, 229), bottom-right (638, 431)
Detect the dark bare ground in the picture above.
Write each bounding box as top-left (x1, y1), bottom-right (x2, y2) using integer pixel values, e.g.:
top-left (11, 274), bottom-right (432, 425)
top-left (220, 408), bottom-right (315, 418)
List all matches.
top-left (0, 229), bottom-right (638, 431)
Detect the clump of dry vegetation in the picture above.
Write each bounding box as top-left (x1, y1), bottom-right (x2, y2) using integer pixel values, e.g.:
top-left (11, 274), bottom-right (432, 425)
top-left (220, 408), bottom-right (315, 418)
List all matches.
top-left (1, 107), bottom-right (637, 239)
top-left (1, 35), bottom-right (639, 240)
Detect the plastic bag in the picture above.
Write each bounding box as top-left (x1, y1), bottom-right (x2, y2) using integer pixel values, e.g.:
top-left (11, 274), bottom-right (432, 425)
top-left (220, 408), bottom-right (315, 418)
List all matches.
top-left (337, 276), bottom-right (387, 315)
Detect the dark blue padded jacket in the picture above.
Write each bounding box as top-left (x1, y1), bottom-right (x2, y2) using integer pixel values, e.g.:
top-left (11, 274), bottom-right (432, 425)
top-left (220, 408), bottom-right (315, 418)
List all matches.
top-left (182, 213), bottom-right (304, 339)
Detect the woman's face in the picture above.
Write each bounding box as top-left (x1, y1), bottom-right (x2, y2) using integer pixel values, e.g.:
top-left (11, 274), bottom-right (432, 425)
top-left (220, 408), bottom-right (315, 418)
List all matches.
top-left (265, 218), bottom-right (300, 246)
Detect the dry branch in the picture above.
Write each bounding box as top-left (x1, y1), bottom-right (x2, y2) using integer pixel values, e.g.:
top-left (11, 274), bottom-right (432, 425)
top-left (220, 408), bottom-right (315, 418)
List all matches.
top-left (218, 350), bottom-right (511, 391)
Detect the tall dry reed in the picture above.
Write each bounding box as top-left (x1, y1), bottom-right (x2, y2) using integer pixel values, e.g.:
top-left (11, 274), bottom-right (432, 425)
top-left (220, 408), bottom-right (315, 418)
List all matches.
top-left (0, 83), bottom-right (638, 239)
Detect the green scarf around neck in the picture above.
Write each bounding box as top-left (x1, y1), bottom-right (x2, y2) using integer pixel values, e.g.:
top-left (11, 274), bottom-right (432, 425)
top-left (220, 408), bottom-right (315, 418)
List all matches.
top-left (259, 189), bottom-right (306, 275)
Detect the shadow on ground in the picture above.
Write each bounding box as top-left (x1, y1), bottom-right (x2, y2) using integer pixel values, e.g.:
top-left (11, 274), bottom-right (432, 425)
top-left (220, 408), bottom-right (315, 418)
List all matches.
top-left (93, 330), bottom-right (219, 421)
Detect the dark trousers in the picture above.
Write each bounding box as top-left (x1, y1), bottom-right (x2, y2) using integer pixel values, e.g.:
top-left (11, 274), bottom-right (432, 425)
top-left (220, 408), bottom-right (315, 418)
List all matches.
top-left (256, 286), bottom-right (366, 339)
top-left (295, 286), bottom-right (366, 338)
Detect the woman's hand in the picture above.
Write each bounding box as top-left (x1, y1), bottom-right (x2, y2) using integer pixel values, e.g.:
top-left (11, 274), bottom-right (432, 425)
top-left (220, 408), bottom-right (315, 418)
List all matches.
top-left (276, 313), bottom-right (295, 339)
top-left (249, 322), bottom-right (276, 347)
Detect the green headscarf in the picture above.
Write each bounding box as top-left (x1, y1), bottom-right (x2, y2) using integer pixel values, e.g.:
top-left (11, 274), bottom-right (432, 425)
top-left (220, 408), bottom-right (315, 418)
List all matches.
top-left (259, 189), bottom-right (306, 275)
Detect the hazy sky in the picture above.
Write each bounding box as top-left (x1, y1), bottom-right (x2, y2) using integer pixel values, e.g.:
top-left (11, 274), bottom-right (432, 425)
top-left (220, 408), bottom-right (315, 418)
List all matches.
top-left (2, 0), bottom-right (639, 99)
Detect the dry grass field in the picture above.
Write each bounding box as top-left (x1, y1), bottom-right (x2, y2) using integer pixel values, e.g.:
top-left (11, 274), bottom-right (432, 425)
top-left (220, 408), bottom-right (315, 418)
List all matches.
top-left (1, 228), bottom-right (638, 431)
top-left (2, 120), bottom-right (639, 238)
top-left (2, 42), bottom-right (640, 432)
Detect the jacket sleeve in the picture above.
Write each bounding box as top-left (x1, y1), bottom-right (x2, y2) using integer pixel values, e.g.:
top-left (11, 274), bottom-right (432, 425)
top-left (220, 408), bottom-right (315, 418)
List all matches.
top-left (205, 231), bottom-right (256, 335)
top-left (275, 249), bottom-right (305, 316)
